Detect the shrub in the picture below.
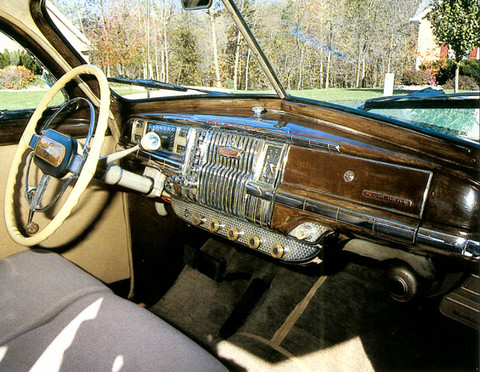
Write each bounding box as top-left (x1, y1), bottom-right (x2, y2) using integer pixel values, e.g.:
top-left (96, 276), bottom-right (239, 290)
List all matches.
top-left (420, 59), bottom-right (448, 78)
top-left (435, 59), bottom-right (456, 85)
top-left (399, 69), bottom-right (434, 85)
top-left (460, 59), bottom-right (480, 83)
top-left (18, 51), bottom-right (42, 75)
top-left (0, 65), bottom-right (34, 89)
top-left (435, 59), bottom-right (480, 85)
top-left (443, 75), bottom-right (480, 90)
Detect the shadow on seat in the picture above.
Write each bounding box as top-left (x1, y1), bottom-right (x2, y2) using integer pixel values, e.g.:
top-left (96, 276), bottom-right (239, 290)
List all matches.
top-left (0, 250), bottom-right (227, 371)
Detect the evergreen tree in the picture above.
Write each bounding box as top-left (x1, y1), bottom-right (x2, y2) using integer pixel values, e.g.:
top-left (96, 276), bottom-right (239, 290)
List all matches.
top-left (0, 49), bottom-right (11, 69)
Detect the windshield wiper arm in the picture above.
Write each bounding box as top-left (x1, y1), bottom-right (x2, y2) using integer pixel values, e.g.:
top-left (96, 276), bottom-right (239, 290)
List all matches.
top-left (359, 88), bottom-right (480, 110)
top-left (108, 77), bottom-right (222, 95)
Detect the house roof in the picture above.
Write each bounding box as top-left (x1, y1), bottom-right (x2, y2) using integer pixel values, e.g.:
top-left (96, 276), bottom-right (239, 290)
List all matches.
top-left (410, 0), bottom-right (432, 22)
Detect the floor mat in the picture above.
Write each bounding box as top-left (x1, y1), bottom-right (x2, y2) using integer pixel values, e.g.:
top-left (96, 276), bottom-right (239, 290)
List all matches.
top-left (150, 238), bottom-right (479, 371)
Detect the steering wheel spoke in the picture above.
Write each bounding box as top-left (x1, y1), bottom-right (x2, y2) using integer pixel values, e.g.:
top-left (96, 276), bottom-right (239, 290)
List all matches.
top-left (5, 64), bottom-right (111, 246)
top-left (28, 174), bottom-right (51, 210)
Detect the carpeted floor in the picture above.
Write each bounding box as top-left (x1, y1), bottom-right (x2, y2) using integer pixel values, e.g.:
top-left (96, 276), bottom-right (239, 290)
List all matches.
top-left (150, 238), bottom-right (479, 371)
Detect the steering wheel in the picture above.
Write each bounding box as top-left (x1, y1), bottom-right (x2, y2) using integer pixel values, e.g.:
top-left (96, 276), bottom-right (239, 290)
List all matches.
top-left (4, 65), bottom-right (111, 246)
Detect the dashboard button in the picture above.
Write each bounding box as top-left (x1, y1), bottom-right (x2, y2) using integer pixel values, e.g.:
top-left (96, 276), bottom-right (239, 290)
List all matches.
top-left (208, 218), bottom-right (221, 232)
top-left (247, 235), bottom-right (261, 249)
top-left (270, 243), bottom-right (285, 258)
top-left (227, 227), bottom-right (240, 241)
top-left (191, 213), bottom-right (204, 226)
top-left (296, 225), bottom-right (313, 240)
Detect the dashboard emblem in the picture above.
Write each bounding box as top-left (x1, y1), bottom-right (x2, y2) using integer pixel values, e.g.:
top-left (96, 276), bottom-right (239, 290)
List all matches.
top-left (218, 146), bottom-right (243, 158)
top-left (35, 136), bottom-right (66, 167)
top-left (343, 170), bottom-right (355, 182)
top-left (362, 190), bottom-right (413, 207)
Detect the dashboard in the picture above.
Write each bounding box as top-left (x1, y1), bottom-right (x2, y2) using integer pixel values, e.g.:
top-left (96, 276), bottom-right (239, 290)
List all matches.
top-left (126, 114), bottom-right (330, 262)
top-left (121, 110), bottom-right (479, 264)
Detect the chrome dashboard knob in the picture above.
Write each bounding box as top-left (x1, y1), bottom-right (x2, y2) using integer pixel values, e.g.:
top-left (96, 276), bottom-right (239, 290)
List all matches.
top-left (296, 225), bottom-right (313, 240)
top-left (227, 227), bottom-right (241, 241)
top-left (208, 218), bottom-right (221, 232)
top-left (190, 213), bottom-right (204, 226)
top-left (247, 235), bottom-right (261, 249)
top-left (270, 243), bottom-right (285, 258)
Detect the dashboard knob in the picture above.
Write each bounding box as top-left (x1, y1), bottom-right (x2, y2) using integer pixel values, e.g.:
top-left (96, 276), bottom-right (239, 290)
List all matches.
top-left (141, 132), bottom-right (162, 151)
top-left (227, 227), bottom-right (240, 241)
top-left (191, 213), bottom-right (204, 226)
top-left (208, 218), bottom-right (221, 232)
top-left (247, 235), bottom-right (261, 249)
top-left (296, 225), bottom-right (313, 240)
top-left (270, 243), bottom-right (285, 258)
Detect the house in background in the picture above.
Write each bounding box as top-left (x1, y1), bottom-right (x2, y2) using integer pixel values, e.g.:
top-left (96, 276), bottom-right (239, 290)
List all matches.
top-left (410, 0), bottom-right (479, 69)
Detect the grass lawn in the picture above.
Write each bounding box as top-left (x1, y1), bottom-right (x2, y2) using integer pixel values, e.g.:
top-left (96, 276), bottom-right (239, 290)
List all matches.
top-left (0, 87), bottom-right (143, 110)
top-left (0, 90), bottom-right (65, 110)
top-left (0, 86), bottom-right (464, 111)
top-left (231, 88), bottom-right (410, 102)
top-left (287, 88), bottom-right (400, 101)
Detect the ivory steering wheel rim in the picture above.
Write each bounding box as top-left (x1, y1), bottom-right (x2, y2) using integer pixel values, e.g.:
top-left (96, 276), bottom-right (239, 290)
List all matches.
top-left (4, 64), bottom-right (111, 246)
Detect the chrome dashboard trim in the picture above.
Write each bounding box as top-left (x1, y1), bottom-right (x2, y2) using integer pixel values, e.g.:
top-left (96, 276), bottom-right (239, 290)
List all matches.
top-left (171, 197), bottom-right (322, 262)
top-left (138, 149), bottom-right (183, 169)
top-left (246, 183), bottom-right (480, 261)
top-left (157, 114), bottom-right (342, 153)
top-left (417, 229), bottom-right (480, 260)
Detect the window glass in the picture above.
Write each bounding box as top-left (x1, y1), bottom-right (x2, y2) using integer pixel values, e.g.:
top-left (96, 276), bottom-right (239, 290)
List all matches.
top-left (0, 32), bottom-right (65, 111)
top-left (49, 0), bottom-right (479, 143)
top-left (49, 0), bottom-right (275, 99)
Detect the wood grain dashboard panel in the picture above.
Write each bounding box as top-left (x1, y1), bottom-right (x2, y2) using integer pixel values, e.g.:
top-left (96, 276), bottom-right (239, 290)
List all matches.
top-left (282, 146), bottom-right (432, 219)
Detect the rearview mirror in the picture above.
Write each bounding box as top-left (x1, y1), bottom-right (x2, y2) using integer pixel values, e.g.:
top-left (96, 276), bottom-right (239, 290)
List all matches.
top-left (182, 0), bottom-right (212, 10)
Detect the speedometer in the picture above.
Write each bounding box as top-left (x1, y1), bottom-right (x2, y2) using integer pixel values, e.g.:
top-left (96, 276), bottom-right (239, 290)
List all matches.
top-left (147, 123), bottom-right (176, 151)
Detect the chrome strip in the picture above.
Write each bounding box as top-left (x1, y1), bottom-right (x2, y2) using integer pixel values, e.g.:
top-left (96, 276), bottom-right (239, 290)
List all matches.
top-left (138, 150), bottom-right (183, 169)
top-left (419, 171), bottom-right (434, 219)
top-left (246, 183), bottom-right (480, 260)
top-left (288, 134), bottom-right (341, 153)
top-left (417, 229), bottom-right (480, 260)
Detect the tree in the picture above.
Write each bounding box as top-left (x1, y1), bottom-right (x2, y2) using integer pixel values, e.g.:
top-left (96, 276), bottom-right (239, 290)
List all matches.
top-left (18, 51), bottom-right (42, 75)
top-left (83, 0), bottom-right (145, 77)
top-left (427, 0), bottom-right (480, 92)
top-left (170, 22), bottom-right (201, 85)
top-left (0, 49), bottom-right (11, 69)
top-left (207, 8), bottom-right (221, 88)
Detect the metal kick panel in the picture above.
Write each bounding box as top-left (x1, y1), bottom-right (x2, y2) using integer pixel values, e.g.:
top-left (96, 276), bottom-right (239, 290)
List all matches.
top-left (171, 198), bottom-right (321, 262)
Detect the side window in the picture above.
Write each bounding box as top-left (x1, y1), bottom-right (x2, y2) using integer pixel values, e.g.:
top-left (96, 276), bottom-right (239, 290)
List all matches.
top-left (0, 31), bottom-right (65, 112)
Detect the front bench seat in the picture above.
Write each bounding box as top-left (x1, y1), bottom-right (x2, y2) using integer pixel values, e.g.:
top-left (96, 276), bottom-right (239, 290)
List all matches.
top-left (0, 250), bottom-right (227, 371)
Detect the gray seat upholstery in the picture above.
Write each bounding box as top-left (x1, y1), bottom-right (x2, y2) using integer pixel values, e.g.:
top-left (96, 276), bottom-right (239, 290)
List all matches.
top-left (0, 250), bottom-right (227, 371)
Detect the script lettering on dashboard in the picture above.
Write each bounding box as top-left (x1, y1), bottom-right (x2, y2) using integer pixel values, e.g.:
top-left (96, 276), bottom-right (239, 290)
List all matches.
top-left (362, 190), bottom-right (413, 207)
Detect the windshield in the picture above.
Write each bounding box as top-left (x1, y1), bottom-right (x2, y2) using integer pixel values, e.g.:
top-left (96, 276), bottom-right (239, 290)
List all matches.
top-left (51, 0), bottom-right (479, 142)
